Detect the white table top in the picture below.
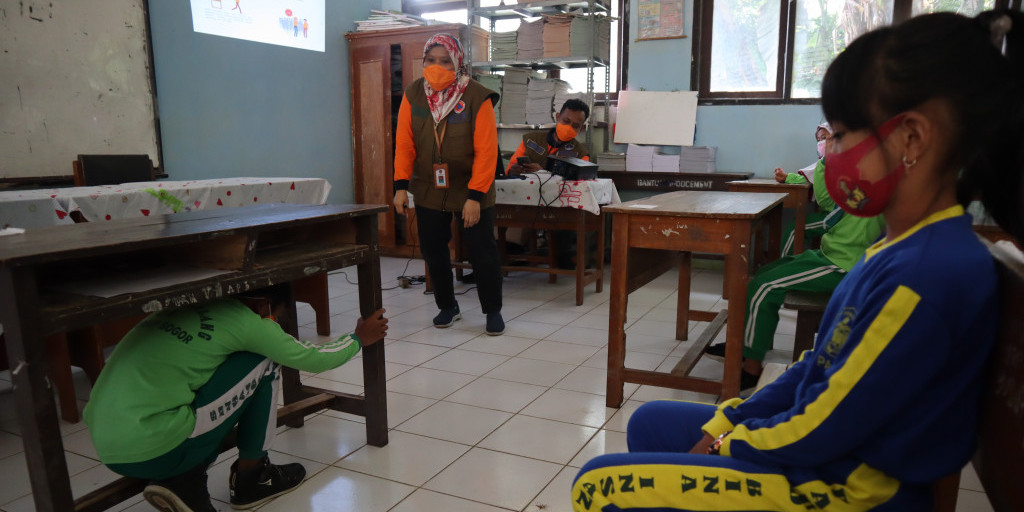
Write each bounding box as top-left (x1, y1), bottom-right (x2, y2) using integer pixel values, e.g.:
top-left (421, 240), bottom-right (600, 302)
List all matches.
top-left (494, 174), bottom-right (620, 215)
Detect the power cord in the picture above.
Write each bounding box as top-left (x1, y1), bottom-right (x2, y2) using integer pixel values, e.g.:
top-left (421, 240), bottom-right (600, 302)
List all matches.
top-left (327, 258), bottom-right (426, 291)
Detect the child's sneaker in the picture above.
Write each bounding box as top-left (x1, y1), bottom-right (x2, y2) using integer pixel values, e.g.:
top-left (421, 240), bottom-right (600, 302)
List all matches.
top-left (143, 464), bottom-right (217, 512)
top-left (229, 456), bottom-right (306, 509)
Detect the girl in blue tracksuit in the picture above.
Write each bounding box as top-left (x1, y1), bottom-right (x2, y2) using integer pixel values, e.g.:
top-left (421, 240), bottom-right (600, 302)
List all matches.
top-left (573, 10), bottom-right (1024, 511)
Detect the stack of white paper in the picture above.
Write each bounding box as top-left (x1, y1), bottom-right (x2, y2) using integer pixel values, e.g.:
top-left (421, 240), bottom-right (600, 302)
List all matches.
top-left (653, 152), bottom-right (681, 173)
top-left (678, 146), bottom-right (718, 173)
top-left (552, 83), bottom-right (584, 121)
top-left (475, 74), bottom-right (504, 123)
top-left (526, 77), bottom-right (558, 125)
top-left (517, 18), bottom-right (545, 60)
top-left (543, 14), bottom-right (573, 58)
top-left (490, 31), bottom-right (518, 61)
top-left (499, 68), bottom-right (532, 124)
top-left (597, 152), bottom-right (626, 172)
top-left (570, 14), bottom-right (612, 61)
top-left (626, 144), bottom-right (656, 172)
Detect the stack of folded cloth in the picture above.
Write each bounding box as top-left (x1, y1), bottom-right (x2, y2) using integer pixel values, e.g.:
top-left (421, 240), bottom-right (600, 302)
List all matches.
top-left (678, 146), bottom-right (718, 173)
top-left (490, 31), bottom-right (518, 61)
top-left (626, 144), bottom-right (656, 172)
top-left (526, 77), bottom-right (558, 125)
top-left (499, 68), bottom-right (532, 124)
top-left (570, 14), bottom-right (612, 62)
top-left (552, 83), bottom-right (583, 120)
top-left (517, 18), bottom-right (545, 60)
top-left (542, 14), bottom-right (573, 58)
top-left (474, 74), bottom-right (504, 123)
top-left (597, 152), bottom-right (626, 172)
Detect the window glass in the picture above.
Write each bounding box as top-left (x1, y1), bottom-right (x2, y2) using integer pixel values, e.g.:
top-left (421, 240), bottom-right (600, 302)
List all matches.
top-left (912, 0), bottom-right (994, 16)
top-left (709, 0), bottom-right (782, 93)
top-left (791, 0), bottom-right (893, 99)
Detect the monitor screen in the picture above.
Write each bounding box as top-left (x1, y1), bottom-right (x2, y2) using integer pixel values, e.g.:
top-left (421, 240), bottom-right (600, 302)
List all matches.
top-left (190, 0), bottom-right (325, 52)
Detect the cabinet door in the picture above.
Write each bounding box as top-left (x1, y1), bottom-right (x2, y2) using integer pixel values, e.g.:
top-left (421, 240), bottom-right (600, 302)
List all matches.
top-left (350, 44), bottom-right (395, 247)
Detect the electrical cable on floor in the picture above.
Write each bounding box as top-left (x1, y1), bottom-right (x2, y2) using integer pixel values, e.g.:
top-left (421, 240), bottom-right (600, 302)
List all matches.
top-left (328, 258), bottom-right (427, 291)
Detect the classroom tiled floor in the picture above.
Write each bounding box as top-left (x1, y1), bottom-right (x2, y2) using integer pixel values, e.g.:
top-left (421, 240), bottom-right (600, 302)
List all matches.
top-left (0, 257), bottom-right (994, 511)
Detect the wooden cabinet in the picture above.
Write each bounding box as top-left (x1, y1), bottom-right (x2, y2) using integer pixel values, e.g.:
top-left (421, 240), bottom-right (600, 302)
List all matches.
top-left (346, 24), bottom-right (488, 256)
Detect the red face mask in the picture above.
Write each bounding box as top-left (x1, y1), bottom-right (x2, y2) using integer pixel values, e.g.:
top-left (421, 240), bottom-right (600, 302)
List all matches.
top-left (824, 114), bottom-right (907, 218)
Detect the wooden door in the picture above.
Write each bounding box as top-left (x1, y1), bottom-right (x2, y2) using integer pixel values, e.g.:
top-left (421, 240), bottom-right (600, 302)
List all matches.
top-left (349, 43), bottom-right (395, 247)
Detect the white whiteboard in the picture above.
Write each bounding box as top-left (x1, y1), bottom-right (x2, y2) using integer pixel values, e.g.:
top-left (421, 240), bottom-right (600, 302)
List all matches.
top-left (0, 0), bottom-right (159, 179)
top-left (614, 90), bottom-right (698, 146)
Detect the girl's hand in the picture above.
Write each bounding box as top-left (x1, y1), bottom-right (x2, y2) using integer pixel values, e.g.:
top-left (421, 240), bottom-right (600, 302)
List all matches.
top-left (774, 167), bottom-right (788, 183)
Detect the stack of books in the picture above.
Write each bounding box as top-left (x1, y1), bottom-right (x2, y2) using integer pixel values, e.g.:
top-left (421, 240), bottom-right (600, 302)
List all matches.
top-left (570, 15), bottom-right (612, 62)
top-left (517, 18), bottom-right (545, 59)
top-left (526, 77), bottom-right (559, 125)
top-left (543, 14), bottom-right (573, 58)
top-left (499, 68), bottom-right (532, 124)
top-left (626, 144), bottom-right (656, 172)
top-left (353, 10), bottom-right (424, 32)
top-left (597, 152), bottom-right (626, 172)
top-left (490, 31), bottom-right (518, 61)
top-left (679, 146), bottom-right (718, 173)
top-left (653, 152), bottom-right (681, 173)
top-left (552, 84), bottom-right (583, 121)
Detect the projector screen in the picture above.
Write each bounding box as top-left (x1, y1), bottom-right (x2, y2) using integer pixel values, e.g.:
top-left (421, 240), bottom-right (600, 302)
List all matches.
top-left (190, 0), bottom-right (326, 52)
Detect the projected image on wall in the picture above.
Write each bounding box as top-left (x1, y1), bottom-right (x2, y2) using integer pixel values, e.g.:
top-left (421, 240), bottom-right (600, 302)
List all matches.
top-left (190, 0), bottom-right (325, 52)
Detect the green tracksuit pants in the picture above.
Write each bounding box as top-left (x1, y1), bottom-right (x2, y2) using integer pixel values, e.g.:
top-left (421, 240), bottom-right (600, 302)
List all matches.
top-left (107, 352), bottom-right (280, 480)
top-left (742, 250), bottom-right (845, 361)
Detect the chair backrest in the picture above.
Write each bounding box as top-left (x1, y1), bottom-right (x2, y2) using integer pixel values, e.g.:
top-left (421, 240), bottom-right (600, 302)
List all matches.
top-left (973, 240), bottom-right (1024, 512)
top-left (73, 154), bottom-right (155, 186)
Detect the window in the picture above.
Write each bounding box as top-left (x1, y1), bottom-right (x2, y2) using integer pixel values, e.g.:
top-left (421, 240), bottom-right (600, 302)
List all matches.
top-left (694, 0), bottom-right (1003, 103)
top-left (408, 0), bottom-right (625, 98)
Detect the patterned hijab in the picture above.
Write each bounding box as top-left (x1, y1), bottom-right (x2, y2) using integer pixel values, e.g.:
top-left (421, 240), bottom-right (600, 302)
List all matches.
top-left (423, 33), bottom-right (471, 124)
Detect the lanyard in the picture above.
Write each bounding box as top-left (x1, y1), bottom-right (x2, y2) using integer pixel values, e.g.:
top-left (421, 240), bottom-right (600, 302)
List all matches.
top-left (433, 120), bottom-right (448, 160)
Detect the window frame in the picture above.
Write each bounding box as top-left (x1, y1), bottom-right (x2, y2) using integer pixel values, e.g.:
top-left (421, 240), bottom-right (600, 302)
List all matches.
top-left (691, 0), bottom-right (1014, 105)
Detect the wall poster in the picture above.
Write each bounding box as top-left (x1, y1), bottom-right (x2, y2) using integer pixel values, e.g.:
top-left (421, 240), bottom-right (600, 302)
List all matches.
top-left (637, 0), bottom-right (686, 41)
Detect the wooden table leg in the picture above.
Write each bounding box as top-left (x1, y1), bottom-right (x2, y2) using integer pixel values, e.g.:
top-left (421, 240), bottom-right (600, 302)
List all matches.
top-left (595, 212), bottom-right (605, 294)
top-left (0, 268), bottom-right (75, 512)
top-left (606, 213), bottom-right (629, 408)
top-left (575, 210), bottom-right (586, 306)
top-left (676, 252), bottom-right (691, 341)
top-left (767, 204), bottom-right (783, 262)
top-left (721, 221), bottom-right (752, 399)
top-left (792, 196), bottom-right (807, 255)
top-left (357, 215), bottom-right (388, 447)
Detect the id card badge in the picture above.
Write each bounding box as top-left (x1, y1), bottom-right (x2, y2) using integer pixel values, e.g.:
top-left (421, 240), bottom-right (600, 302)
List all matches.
top-left (433, 163), bottom-right (449, 189)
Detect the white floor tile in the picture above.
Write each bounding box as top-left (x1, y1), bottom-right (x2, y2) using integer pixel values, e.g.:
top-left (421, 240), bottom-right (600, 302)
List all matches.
top-left (569, 429), bottom-right (629, 468)
top-left (517, 341), bottom-right (601, 366)
top-left (256, 466), bottom-right (415, 512)
top-left (384, 366), bottom-right (476, 399)
top-left (0, 450), bottom-right (101, 507)
top-left (479, 414), bottom-right (597, 464)
top-left (521, 388), bottom-right (618, 429)
top-left (544, 325), bottom-right (609, 347)
top-left (954, 489), bottom-right (994, 512)
top-left (402, 326), bottom-right (480, 348)
top-left (485, 357), bottom-right (576, 387)
top-left (529, 465), bottom-right (580, 512)
top-left (390, 488), bottom-right (510, 512)
top-left (445, 377), bottom-right (548, 413)
top-left (381, 340), bottom-right (450, 367)
top-left (424, 448), bottom-right (561, 511)
top-left (458, 334), bottom-right (539, 356)
top-left (395, 401), bottom-right (512, 445)
top-left (337, 430), bottom-right (469, 486)
top-left (555, 366), bottom-right (639, 398)
top-left (419, 349), bottom-right (510, 376)
top-left (270, 414), bottom-right (368, 465)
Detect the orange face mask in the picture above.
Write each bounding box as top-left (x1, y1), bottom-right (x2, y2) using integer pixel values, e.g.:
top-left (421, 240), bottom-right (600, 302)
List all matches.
top-left (555, 122), bottom-right (578, 142)
top-left (424, 65), bottom-right (456, 91)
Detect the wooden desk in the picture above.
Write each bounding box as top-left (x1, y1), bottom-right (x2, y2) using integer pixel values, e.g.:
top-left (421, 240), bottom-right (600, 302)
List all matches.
top-left (726, 178), bottom-right (811, 255)
top-left (0, 203), bottom-right (388, 512)
top-left (603, 191), bottom-right (786, 403)
top-left (599, 171), bottom-right (754, 192)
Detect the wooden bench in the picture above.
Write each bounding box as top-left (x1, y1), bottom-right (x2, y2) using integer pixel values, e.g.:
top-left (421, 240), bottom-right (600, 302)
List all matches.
top-left (758, 240), bottom-right (1024, 511)
top-left (782, 290), bottom-right (831, 363)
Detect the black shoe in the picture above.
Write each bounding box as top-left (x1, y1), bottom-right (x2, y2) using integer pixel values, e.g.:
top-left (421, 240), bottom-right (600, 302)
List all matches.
top-left (229, 456), bottom-right (306, 510)
top-left (143, 465), bottom-right (216, 512)
top-left (704, 343), bottom-right (727, 363)
top-left (459, 272), bottom-right (476, 283)
top-left (433, 306), bottom-right (461, 328)
top-left (740, 369), bottom-right (761, 395)
top-left (486, 312), bottom-right (505, 336)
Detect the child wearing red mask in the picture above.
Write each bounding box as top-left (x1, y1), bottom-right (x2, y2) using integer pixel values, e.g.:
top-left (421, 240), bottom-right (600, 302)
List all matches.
top-left (574, 10), bottom-right (1023, 511)
top-left (393, 33), bottom-right (506, 335)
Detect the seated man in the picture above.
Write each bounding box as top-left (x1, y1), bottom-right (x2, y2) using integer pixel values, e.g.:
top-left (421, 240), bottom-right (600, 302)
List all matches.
top-left (507, 98), bottom-right (592, 269)
top-left (83, 286), bottom-right (388, 511)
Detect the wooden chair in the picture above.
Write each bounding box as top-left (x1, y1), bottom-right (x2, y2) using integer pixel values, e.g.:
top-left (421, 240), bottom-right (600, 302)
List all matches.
top-left (73, 154), bottom-right (156, 186)
top-left (782, 290), bottom-right (831, 362)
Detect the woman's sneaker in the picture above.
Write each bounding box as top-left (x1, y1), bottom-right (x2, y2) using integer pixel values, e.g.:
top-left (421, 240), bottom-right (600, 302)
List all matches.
top-left (143, 464), bottom-right (216, 512)
top-left (229, 456), bottom-right (306, 509)
top-left (433, 306), bottom-right (461, 328)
